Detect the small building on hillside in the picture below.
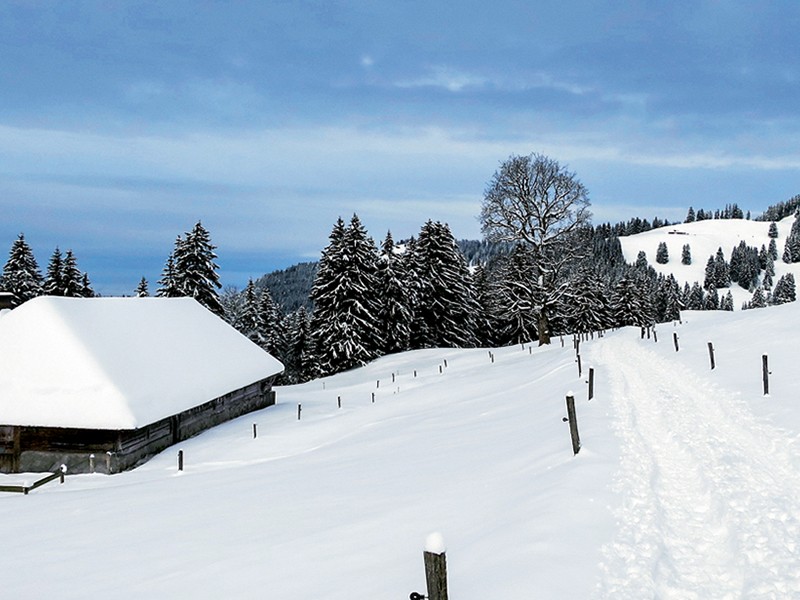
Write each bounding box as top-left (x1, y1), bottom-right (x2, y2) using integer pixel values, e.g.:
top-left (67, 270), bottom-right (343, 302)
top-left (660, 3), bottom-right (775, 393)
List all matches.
top-left (0, 296), bottom-right (284, 474)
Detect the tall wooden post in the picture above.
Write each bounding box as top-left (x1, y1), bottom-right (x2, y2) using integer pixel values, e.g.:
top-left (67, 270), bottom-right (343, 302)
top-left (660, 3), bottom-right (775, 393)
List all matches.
top-left (565, 394), bottom-right (581, 455)
top-left (708, 342), bottom-right (716, 370)
top-left (673, 332), bottom-right (679, 352)
top-left (423, 534), bottom-right (449, 600)
top-left (763, 354), bottom-right (770, 395)
top-left (588, 368), bottom-right (595, 401)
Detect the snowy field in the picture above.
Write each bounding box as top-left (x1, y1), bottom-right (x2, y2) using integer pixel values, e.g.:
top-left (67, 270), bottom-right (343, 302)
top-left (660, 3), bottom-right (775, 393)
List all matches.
top-left (3, 298), bottom-right (800, 598)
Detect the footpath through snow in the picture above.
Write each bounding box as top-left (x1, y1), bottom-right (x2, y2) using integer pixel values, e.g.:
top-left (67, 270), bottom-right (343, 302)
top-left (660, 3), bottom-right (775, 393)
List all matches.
top-left (589, 332), bottom-right (800, 598)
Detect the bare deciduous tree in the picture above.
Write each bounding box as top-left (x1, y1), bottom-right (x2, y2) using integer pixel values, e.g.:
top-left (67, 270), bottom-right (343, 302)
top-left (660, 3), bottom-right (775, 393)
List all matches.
top-left (481, 153), bottom-right (591, 344)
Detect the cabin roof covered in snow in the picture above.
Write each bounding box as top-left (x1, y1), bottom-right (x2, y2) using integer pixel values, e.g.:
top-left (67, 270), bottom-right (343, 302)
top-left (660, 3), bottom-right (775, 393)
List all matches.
top-left (0, 296), bottom-right (284, 430)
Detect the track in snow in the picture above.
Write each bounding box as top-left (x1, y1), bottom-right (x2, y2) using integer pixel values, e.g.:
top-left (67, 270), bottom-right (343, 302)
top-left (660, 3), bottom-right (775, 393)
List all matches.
top-left (590, 334), bottom-right (800, 599)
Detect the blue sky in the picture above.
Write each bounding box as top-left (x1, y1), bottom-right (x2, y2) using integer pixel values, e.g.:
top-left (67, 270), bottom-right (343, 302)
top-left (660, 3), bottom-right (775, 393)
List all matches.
top-left (2, 1), bottom-right (799, 295)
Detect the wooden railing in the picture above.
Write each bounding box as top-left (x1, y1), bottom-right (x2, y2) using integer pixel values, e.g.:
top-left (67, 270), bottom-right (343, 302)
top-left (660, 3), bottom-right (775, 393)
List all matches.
top-left (0, 470), bottom-right (65, 495)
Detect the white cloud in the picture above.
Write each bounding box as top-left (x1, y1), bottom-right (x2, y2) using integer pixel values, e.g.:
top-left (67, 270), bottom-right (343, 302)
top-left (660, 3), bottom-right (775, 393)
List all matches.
top-left (394, 66), bottom-right (488, 92)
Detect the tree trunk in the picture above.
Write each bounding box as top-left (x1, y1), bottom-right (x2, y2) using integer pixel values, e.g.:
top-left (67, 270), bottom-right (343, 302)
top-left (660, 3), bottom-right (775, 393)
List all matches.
top-left (537, 309), bottom-right (551, 345)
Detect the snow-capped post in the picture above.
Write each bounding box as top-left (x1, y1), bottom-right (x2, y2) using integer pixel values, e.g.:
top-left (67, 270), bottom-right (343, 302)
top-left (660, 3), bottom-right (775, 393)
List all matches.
top-left (763, 354), bottom-right (770, 395)
top-left (564, 392), bottom-right (581, 455)
top-left (708, 342), bottom-right (716, 370)
top-left (588, 368), bottom-right (595, 401)
top-left (89, 454), bottom-right (95, 473)
top-left (106, 451), bottom-right (113, 474)
top-left (177, 449), bottom-right (183, 471)
top-left (422, 532), bottom-right (449, 600)
top-left (60, 464), bottom-right (67, 484)
top-left (673, 332), bottom-right (680, 352)
top-left (297, 404), bottom-right (302, 420)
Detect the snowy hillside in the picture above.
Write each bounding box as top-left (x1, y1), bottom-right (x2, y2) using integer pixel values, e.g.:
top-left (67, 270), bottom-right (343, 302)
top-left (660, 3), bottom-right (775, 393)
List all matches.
top-left (620, 216), bottom-right (800, 308)
top-left (3, 302), bottom-right (800, 597)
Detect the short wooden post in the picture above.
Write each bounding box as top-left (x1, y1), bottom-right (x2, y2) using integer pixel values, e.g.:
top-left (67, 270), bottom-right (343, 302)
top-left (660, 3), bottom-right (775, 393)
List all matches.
top-left (414, 370), bottom-right (417, 378)
top-left (89, 454), bottom-right (95, 473)
top-left (653, 328), bottom-right (658, 343)
top-left (565, 394), bottom-right (581, 455)
top-left (762, 354), bottom-right (770, 395)
top-left (439, 365), bottom-right (443, 374)
top-left (575, 338), bottom-right (580, 355)
top-left (640, 326), bottom-right (645, 339)
top-left (560, 336), bottom-right (564, 348)
top-left (673, 332), bottom-right (679, 352)
top-left (177, 449), bottom-right (184, 471)
top-left (423, 534), bottom-right (449, 600)
top-left (708, 342), bottom-right (716, 370)
top-left (253, 423), bottom-right (258, 439)
top-left (59, 465), bottom-right (66, 484)
top-left (377, 379), bottom-right (380, 389)
top-left (646, 326), bottom-right (651, 340)
top-left (588, 367), bottom-right (595, 401)
top-left (372, 392), bottom-right (375, 403)
top-left (337, 396), bottom-right (341, 409)
top-left (576, 354), bottom-right (582, 378)
top-left (491, 353), bottom-right (494, 363)
top-left (106, 451), bottom-right (113, 473)
top-left (392, 373), bottom-right (396, 383)
top-left (297, 404), bottom-right (302, 420)
top-left (443, 359), bottom-right (448, 368)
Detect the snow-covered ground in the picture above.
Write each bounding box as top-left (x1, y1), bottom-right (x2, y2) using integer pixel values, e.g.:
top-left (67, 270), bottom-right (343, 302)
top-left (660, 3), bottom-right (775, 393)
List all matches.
top-left (620, 216), bottom-right (800, 308)
top-left (3, 298), bottom-right (800, 598)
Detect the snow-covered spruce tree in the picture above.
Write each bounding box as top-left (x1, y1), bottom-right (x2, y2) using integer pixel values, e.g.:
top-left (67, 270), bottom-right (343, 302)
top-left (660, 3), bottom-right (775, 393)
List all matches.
top-left (713, 247), bottom-right (731, 288)
top-left (170, 222), bottom-right (224, 316)
top-left (611, 270), bottom-right (651, 327)
top-left (238, 279), bottom-right (265, 346)
top-left (704, 286), bottom-right (720, 310)
top-left (662, 274), bottom-right (683, 321)
top-left (1, 234), bottom-right (43, 305)
top-left (492, 245), bottom-right (538, 345)
top-left (480, 153), bottom-right (591, 345)
top-left (156, 246), bottom-right (181, 297)
top-left (771, 273), bottom-right (797, 305)
top-left (685, 207), bottom-right (696, 223)
top-left (703, 256), bottom-right (716, 290)
top-left (62, 250), bottom-right (85, 297)
top-left (283, 306), bottom-right (320, 383)
top-left (749, 287), bottom-right (767, 309)
top-left (43, 247), bottom-right (66, 296)
top-left (635, 250), bottom-right (648, 269)
top-left (135, 277), bottom-right (149, 297)
top-left (310, 215), bottom-right (382, 375)
top-left (769, 238), bottom-right (778, 262)
top-left (720, 291), bottom-right (734, 311)
top-left (257, 285), bottom-right (283, 357)
top-left (681, 243), bottom-right (692, 265)
top-left (655, 241), bottom-right (669, 264)
top-left (408, 220), bottom-right (479, 348)
top-left (80, 272), bottom-right (95, 298)
top-left (472, 263), bottom-right (503, 346)
top-left (376, 231), bottom-right (413, 354)
top-left (568, 267), bottom-right (612, 334)
top-left (686, 281), bottom-right (705, 310)
top-left (769, 221), bottom-right (779, 238)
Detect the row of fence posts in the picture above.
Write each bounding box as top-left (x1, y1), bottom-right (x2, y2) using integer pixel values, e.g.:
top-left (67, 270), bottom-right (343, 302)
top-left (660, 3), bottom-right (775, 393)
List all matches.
top-left (672, 332), bottom-right (772, 396)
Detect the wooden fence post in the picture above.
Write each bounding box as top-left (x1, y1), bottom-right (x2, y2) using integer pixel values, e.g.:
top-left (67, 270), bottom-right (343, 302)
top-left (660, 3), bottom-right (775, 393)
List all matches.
top-left (372, 392), bottom-right (375, 403)
top-left (673, 332), bottom-right (679, 352)
top-left (708, 342), bottom-right (716, 370)
top-left (576, 354), bottom-right (582, 378)
top-left (89, 454), bottom-right (95, 473)
top-left (253, 423), bottom-right (258, 439)
top-left (59, 464), bottom-right (66, 484)
top-left (653, 328), bottom-right (658, 343)
top-left (588, 367), bottom-right (595, 401)
top-left (763, 354), bottom-right (770, 395)
top-left (177, 449), bottom-right (183, 472)
top-left (297, 404), bottom-right (302, 420)
top-left (423, 534), bottom-right (449, 600)
top-left (564, 393), bottom-right (581, 455)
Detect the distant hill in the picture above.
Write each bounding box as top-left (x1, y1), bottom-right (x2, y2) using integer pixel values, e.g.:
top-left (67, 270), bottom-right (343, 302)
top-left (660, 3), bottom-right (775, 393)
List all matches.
top-left (255, 262), bottom-right (317, 313)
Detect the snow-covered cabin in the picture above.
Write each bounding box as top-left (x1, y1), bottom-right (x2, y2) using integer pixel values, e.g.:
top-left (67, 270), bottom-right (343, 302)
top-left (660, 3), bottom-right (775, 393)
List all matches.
top-left (0, 296), bottom-right (284, 474)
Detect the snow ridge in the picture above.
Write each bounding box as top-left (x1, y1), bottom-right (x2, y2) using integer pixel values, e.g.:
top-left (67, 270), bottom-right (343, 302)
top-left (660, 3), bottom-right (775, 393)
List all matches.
top-left (592, 335), bottom-right (800, 598)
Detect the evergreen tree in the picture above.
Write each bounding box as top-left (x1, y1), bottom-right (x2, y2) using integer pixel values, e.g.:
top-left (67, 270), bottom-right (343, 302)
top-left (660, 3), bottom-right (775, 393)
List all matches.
top-left (769, 221), bottom-right (779, 238)
top-left (62, 250), bottom-right (84, 297)
top-left (310, 215), bottom-right (382, 375)
top-left (493, 246), bottom-right (538, 345)
top-left (170, 222), bottom-right (224, 316)
top-left (568, 268), bottom-right (611, 334)
top-left (768, 238), bottom-right (778, 262)
top-left (376, 232), bottom-right (413, 354)
top-left (749, 287), bottom-right (767, 309)
top-left (1, 234), bottom-right (43, 305)
top-left (655, 241), bottom-right (669, 264)
top-left (43, 247), bottom-right (66, 296)
top-left (611, 272), bottom-right (650, 327)
top-left (156, 247), bottom-right (181, 297)
top-left (720, 291), bottom-right (734, 311)
top-left (135, 277), bottom-right (149, 297)
top-left (681, 243), bottom-right (692, 265)
top-left (635, 250), bottom-right (648, 269)
top-left (257, 286), bottom-right (283, 356)
top-left (713, 247), bottom-right (731, 288)
top-left (685, 207), bottom-right (696, 223)
top-left (771, 273), bottom-right (797, 305)
top-left (686, 282), bottom-right (705, 310)
top-left (703, 256), bottom-right (716, 289)
top-left (239, 279), bottom-right (265, 345)
top-left (704, 286), bottom-right (720, 310)
top-left (409, 220), bottom-right (479, 348)
top-left (80, 272), bottom-right (95, 298)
